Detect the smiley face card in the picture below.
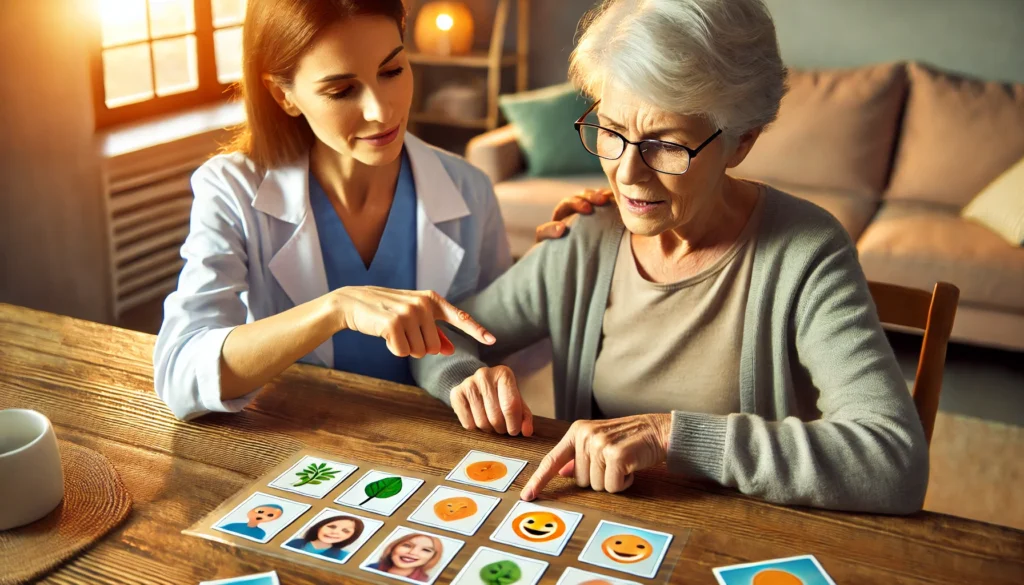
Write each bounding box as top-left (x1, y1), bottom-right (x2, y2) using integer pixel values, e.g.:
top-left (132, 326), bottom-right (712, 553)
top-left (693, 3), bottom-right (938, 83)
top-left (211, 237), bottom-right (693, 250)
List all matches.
top-left (407, 485), bottom-right (501, 536)
top-left (446, 450), bottom-right (528, 493)
top-left (489, 500), bottom-right (583, 556)
top-left (577, 520), bottom-right (673, 579)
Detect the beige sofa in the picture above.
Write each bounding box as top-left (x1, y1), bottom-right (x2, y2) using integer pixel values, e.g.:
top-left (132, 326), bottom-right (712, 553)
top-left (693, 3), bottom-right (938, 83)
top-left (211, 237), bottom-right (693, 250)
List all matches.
top-left (466, 62), bottom-right (1024, 352)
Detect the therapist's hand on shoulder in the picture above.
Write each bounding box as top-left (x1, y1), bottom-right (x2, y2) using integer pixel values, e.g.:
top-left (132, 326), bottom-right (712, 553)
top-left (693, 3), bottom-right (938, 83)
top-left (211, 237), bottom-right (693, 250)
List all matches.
top-left (333, 287), bottom-right (495, 358)
top-left (520, 413), bottom-right (672, 500)
top-left (535, 188), bottom-right (613, 242)
top-left (449, 365), bottom-right (534, 437)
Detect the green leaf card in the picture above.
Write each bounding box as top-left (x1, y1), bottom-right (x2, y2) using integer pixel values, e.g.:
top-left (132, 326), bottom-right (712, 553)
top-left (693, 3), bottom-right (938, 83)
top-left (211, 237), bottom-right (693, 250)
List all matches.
top-left (335, 470), bottom-right (425, 516)
top-left (268, 456), bottom-right (358, 499)
top-left (449, 547), bottom-right (549, 585)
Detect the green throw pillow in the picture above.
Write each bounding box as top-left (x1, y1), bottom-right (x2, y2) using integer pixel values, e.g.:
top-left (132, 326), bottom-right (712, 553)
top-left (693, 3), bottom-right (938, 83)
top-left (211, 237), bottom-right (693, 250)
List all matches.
top-left (499, 83), bottom-right (603, 177)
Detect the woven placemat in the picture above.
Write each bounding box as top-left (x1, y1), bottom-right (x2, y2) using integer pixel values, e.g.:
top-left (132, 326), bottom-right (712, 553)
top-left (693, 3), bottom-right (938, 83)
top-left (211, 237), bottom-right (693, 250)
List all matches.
top-left (0, 441), bottom-right (133, 585)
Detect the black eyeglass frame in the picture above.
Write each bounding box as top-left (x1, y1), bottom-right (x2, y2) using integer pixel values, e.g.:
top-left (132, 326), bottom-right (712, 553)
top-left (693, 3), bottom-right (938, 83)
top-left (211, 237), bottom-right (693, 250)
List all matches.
top-left (574, 100), bottom-right (723, 175)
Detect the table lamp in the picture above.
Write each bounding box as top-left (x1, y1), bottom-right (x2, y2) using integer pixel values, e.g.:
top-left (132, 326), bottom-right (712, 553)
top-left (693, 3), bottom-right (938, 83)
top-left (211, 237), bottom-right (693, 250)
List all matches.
top-left (414, 2), bottom-right (475, 57)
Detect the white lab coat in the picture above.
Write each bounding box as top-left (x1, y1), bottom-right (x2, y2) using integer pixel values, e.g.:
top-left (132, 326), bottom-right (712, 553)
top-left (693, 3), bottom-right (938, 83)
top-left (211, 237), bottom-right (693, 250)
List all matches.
top-left (153, 134), bottom-right (512, 420)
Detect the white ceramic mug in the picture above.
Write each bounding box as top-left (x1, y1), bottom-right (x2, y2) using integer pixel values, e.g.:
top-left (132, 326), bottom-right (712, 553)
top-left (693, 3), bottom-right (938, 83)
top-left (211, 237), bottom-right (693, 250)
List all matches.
top-left (0, 409), bottom-right (65, 530)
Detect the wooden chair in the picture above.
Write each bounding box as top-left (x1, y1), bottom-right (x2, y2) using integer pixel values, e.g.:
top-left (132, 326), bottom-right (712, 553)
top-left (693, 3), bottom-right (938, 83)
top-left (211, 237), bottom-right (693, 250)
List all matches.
top-left (868, 281), bottom-right (960, 445)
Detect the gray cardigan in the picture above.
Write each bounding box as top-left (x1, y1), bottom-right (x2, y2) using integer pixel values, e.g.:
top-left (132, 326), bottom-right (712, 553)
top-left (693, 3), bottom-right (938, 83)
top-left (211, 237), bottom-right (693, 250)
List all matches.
top-left (412, 188), bottom-right (929, 514)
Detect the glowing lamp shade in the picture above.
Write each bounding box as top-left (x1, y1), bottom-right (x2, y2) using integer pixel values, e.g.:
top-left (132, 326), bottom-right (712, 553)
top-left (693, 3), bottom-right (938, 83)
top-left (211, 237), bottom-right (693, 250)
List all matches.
top-left (414, 2), bottom-right (474, 56)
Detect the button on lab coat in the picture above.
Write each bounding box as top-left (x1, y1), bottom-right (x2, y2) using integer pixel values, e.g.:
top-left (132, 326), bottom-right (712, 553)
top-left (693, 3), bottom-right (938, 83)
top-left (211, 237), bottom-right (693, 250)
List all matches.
top-left (153, 134), bottom-right (512, 420)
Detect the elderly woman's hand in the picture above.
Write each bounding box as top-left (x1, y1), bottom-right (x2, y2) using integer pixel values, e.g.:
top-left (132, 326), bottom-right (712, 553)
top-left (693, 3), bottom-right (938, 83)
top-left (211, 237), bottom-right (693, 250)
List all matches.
top-left (520, 413), bottom-right (672, 500)
top-left (449, 365), bottom-right (535, 437)
top-left (535, 188), bottom-right (614, 242)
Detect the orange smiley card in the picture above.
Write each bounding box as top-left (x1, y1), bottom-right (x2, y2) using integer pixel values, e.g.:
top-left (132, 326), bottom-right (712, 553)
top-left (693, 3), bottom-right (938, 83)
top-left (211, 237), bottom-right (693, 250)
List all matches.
top-left (578, 520), bottom-right (674, 579)
top-left (407, 485), bottom-right (502, 536)
top-left (446, 450), bottom-right (529, 493)
top-left (490, 500), bottom-right (584, 556)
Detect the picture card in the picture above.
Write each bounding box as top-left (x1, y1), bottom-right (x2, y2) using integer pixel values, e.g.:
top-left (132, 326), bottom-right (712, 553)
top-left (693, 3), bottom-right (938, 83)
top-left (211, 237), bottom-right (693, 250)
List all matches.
top-left (446, 450), bottom-right (528, 493)
top-left (212, 492), bottom-right (310, 544)
top-left (407, 485), bottom-right (501, 536)
top-left (335, 470), bottom-right (424, 516)
top-left (359, 525), bottom-right (465, 585)
top-left (268, 455), bottom-right (357, 499)
top-left (449, 546), bottom-right (549, 585)
top-left (578, 520), bottom-right (673, 579)
top-left (713, 555), bottom-right (837, 585)
top-left (555, 567), bottom-right (641, 585)
top-left (200, 571), bottom-right (281, 585)
top-left (489, 500), bottom-right (583, 557)
top-left (280, 507), bottom-right (384, 565)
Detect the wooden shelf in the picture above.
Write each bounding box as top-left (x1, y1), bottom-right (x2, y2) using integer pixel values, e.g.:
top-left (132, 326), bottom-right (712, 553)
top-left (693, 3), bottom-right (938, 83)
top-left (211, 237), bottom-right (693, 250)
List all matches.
top-left (407, 0), bottom-right (529, 133)
top-left (409, 112), bottom-right (491, 129)
top-left (407, 51), bottom-right (519, 68)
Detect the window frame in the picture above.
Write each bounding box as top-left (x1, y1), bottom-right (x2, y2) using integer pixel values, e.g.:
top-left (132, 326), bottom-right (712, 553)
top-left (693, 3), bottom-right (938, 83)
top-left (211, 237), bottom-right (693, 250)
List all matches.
top-left (91, 0), bottom-right (239, 129)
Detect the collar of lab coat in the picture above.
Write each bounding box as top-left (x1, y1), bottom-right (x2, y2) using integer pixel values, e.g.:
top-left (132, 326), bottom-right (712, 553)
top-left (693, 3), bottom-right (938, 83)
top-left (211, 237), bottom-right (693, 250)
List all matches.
top-left (255, 133), bottom-right (471, 368)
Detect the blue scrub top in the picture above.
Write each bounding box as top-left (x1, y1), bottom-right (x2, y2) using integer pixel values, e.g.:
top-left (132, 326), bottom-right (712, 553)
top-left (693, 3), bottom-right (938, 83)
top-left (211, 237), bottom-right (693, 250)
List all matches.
top-left (309, 151), bottom-right (417, 385)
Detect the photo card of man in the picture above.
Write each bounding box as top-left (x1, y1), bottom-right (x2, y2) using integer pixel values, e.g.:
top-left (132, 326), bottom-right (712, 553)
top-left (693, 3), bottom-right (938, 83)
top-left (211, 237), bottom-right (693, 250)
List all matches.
top-left (212, 492), bottom-right (310, 544)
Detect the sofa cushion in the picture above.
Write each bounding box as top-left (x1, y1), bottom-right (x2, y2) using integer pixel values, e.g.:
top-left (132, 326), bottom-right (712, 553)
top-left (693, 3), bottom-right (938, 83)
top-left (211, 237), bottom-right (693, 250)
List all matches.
top-left (731, 63), bottom-right (906, 200)
top-left (494, 174), bottom-right (610, 257)
top-left (961, 154), bottom-right (1024, 246)
top-left (498, 83), bottom-right (602, 177)
top-left (768, 181), bottom-right (879, 240)
top-left (857, 202), bottom-right (1024, 313)
top-left (885, 63), bottom-right (1024, 208)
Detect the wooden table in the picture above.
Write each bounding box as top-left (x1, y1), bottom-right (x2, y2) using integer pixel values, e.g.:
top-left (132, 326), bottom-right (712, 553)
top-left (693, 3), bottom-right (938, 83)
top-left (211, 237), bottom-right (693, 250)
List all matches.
top-left (1, 303), bottom-right (1022, 584)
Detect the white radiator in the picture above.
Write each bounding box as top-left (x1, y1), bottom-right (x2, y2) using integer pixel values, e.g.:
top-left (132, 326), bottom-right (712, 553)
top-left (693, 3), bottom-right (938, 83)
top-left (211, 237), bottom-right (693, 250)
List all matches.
top-left (101, 128), bottom-right (234, 320)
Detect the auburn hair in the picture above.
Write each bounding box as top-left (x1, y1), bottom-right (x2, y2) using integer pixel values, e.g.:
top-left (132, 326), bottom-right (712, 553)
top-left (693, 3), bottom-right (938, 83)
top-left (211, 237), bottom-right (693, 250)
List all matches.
top-left (226, 0), bottom-right (407, 168)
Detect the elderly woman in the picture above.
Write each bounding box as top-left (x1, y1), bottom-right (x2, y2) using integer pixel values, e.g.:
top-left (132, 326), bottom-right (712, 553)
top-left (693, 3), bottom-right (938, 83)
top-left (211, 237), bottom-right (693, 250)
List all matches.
top-left (414, 0), bottom-right (929, 514)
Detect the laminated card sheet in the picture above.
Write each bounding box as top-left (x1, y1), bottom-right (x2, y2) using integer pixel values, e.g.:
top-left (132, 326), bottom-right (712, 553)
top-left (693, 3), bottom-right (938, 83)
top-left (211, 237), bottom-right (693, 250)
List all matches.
top-left (185, 449), bottom-right (690, 585)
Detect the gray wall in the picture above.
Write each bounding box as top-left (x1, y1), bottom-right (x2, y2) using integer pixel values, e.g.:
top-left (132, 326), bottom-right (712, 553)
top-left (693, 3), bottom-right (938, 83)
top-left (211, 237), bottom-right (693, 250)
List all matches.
top-left (526, 0), bottom-right (1024, 89)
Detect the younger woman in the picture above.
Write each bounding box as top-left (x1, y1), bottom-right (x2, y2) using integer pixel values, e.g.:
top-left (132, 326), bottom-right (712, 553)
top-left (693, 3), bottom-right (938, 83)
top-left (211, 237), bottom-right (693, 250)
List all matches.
top-left (285, 515), bottom-right (364, 560)
top-left (367, 533), bottom-right (443, 582)
top-left (154, 0), bottom-right (507, 420)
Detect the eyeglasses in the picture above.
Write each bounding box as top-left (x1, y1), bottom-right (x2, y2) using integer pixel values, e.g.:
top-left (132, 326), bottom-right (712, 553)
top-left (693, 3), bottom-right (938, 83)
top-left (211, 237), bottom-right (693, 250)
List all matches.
top-left (574, 100), bottom-right (722, 175)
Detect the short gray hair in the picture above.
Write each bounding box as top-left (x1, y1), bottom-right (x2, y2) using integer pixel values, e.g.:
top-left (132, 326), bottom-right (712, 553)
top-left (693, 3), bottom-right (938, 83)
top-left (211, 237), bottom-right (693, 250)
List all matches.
top-left (570, 0), bottom-right (787, 136)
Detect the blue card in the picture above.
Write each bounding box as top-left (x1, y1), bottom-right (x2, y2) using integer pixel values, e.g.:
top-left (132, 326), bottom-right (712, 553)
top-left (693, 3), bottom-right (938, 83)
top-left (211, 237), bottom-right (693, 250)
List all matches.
top-left (713, 555), bottom-right (837, 585)
top-left (200, 571), bottom-right (280, 585)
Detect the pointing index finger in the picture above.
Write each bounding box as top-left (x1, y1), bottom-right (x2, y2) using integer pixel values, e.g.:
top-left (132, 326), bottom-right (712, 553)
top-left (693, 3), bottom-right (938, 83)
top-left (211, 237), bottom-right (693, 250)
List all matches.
top-left (520, 431), bottom-right (576, 501)
top-left (430, 296), bottom-right (495, 345)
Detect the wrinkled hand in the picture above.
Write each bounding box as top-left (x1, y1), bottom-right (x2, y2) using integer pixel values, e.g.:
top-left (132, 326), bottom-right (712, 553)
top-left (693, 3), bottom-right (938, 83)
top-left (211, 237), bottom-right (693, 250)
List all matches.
top-left (335, 287), bottom-right (494, 358)
top-left (520, 414), bottom-right (672, 499)
top-left (535, 188), bottom-right (613, 242)
top-left (450, 366), bottom-right (535, 437)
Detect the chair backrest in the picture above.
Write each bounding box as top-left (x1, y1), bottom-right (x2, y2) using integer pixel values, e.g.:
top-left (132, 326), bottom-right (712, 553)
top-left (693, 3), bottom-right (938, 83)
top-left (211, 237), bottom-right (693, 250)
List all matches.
top-left (867, 281), bottom-right (960, 445)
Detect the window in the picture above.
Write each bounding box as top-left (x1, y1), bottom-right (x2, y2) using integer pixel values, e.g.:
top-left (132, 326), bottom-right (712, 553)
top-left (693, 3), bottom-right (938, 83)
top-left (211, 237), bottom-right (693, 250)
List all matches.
top-left (93, 0), bottom-right (245, 128)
